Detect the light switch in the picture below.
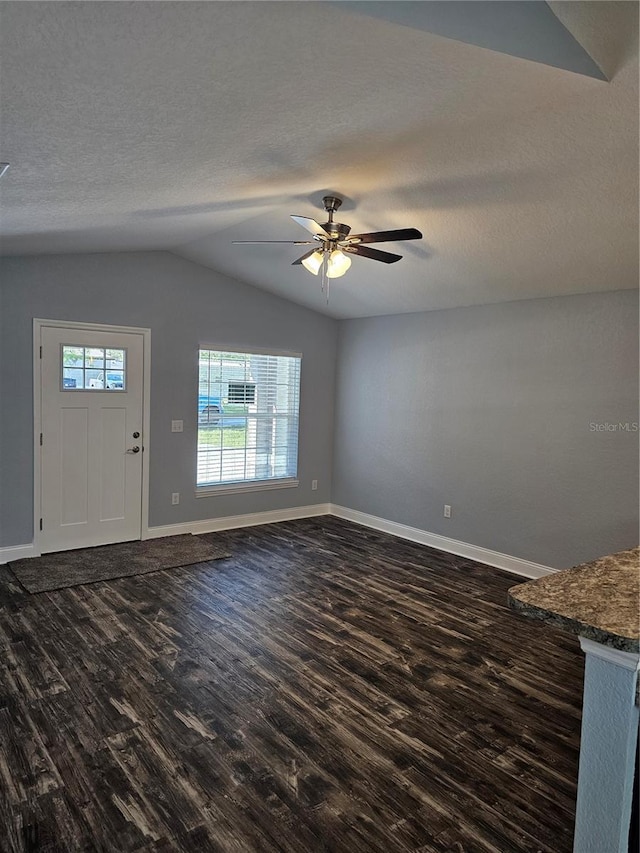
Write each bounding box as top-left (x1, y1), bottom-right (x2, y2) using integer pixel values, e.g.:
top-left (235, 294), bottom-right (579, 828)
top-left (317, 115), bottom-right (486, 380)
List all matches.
top-left (171, 420), bottom-right (183, 433)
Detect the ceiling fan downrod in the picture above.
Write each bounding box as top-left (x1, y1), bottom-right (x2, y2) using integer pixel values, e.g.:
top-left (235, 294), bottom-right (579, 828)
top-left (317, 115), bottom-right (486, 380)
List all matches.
top-left (321, 196), bottom-right (350, 241)
top-left (322, 195), bottom-right (342, 218)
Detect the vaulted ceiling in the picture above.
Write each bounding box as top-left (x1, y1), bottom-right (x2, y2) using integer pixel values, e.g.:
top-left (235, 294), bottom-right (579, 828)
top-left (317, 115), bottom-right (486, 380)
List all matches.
top-left (0, 1), bottom-right (637, 318)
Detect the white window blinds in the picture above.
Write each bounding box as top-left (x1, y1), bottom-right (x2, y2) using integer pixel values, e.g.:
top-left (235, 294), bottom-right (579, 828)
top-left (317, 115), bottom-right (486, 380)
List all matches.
top-left (197, 348), bottom-right (301, 489)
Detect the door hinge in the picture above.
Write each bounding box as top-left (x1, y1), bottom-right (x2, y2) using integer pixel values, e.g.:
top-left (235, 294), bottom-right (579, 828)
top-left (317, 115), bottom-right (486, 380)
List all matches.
top-left (40, 433), bottom-right (43, 446)
top-left (39, 519), bottom-right (43, 531)
top-left (39, 345), bottom-right (42, 359)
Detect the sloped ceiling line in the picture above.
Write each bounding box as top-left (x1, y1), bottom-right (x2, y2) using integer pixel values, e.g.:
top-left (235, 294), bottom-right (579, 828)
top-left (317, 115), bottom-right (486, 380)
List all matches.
top-left (335, 1), bottom-right (607, 80)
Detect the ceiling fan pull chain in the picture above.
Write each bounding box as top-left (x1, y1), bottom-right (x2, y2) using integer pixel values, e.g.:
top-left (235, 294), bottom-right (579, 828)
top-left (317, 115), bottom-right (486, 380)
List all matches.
top-left (321, 254), bottom-right (327, 297)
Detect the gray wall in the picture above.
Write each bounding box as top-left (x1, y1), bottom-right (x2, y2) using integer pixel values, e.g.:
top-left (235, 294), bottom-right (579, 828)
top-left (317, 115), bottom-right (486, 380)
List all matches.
top-left (2, 254), bottom-right (637, 569)
top-left (332, 290), bottom-right (639, 568)
top-left (0, 252), bottom-right (337, 548)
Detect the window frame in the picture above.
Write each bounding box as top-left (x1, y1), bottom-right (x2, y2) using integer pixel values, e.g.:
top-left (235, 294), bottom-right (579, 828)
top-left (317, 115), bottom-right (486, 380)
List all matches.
top-left (195, 344), bottom-right (302, 497)
top-left (60, 343), bottom-right (128, 392)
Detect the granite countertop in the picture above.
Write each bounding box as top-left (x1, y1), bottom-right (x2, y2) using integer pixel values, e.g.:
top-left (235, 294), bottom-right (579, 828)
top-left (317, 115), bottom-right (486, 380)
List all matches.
top-left (508, 547), bottom-right (640, 652)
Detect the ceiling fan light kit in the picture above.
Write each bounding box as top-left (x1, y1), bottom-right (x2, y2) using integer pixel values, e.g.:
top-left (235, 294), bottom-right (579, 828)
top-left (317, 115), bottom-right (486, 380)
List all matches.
top-left (233, 194), bottom-right (422, 295)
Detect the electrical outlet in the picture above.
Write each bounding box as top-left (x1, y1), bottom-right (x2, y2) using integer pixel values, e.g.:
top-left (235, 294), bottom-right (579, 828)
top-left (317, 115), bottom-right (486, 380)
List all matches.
top-left (311, 479), bottom-right (318, 491)
top-left (171, 420), bottom-right (183, 433)
top-left (172, 492), bottom-right (180, 505)
top-left (444, 504), bottom-right (451, 518)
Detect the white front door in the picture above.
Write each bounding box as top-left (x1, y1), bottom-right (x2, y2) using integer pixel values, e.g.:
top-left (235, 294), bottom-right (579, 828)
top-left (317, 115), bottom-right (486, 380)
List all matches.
top-left (39, 324), bottom-right (145, 553)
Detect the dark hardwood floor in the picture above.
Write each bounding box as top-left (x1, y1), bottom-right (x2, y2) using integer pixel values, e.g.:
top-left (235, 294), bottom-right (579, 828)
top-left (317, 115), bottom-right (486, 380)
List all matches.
top-left (0, 516), bottom-right (583, 852)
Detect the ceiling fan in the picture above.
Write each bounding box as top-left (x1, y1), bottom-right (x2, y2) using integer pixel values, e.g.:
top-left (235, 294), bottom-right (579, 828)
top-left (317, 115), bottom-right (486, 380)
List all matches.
top-left (233, 195), bottom-right (422, 279)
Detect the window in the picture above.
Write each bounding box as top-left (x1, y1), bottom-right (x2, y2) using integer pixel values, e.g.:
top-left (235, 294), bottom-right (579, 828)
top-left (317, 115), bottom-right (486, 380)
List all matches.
top-left (61, 345), bottom-right (126, 391)
top-left (197, 348), bottom-right (301, 493)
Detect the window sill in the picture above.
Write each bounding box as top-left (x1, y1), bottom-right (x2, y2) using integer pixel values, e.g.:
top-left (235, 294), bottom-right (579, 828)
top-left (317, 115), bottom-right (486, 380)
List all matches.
top-left (195, 478), bottom-right (299, 498)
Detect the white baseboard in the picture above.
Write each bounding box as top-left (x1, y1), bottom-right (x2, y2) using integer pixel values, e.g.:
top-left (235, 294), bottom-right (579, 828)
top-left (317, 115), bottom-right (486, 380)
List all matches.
top-left (329, 504), bottom-right (556, 579)
top-left (0, 543), bottom-right (38, 565)
top-left (0, 503), bottom-right (555, 579)
top-left (146, 502), bottom-right (332, 539)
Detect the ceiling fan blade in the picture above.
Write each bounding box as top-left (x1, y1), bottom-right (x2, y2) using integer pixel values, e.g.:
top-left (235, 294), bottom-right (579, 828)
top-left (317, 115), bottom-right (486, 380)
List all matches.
top-left (291, 215), bottom-right (330, 237)
top-left (348, 228), bottom-right (422, 244)
top-left (292, 248), bottom-right (325, 266)
top-left (345, 245), bottom-right (402, 264)
top-left (232, 240), bottom-right (314, 245)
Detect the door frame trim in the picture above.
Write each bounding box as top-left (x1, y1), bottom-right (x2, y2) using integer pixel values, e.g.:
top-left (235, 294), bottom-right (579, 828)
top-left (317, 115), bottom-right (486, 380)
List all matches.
top-left (33, 318), bottom-right (152, 556)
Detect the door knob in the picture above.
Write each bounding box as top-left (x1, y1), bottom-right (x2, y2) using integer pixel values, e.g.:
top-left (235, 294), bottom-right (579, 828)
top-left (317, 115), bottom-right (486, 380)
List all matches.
top-left (127, 446), bottom-right (140, 454)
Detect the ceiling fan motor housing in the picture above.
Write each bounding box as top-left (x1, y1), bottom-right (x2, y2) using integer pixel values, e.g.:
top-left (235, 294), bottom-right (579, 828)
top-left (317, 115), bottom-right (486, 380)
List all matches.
top-left (320, 220), bottom-right (351, 241)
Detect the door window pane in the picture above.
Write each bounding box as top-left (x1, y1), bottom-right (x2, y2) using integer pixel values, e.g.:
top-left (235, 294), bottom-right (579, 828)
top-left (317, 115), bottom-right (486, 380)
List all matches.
top-left (62, 368), bottom-right (82, 389)
top-left (85, 348), bottom-right (105, 369)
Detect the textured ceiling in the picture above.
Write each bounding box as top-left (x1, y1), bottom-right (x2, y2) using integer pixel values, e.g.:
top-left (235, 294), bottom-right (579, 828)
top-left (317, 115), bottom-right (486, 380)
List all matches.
top-left (0, 1), bottom-right (637, 319)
